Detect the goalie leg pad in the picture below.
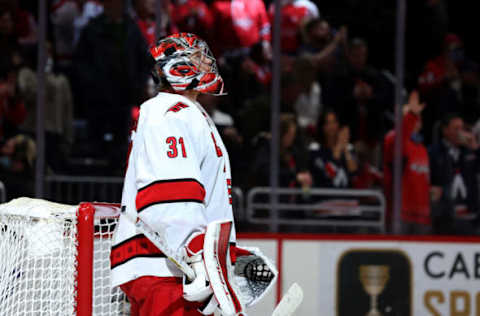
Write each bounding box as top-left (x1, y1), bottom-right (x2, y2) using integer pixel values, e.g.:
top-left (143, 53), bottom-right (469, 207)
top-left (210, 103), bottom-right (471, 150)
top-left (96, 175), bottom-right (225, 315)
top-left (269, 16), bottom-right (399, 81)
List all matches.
top-left (203, 220), bottom-right (244, 316)
top-left (198, 295), bottom-right (219, 315)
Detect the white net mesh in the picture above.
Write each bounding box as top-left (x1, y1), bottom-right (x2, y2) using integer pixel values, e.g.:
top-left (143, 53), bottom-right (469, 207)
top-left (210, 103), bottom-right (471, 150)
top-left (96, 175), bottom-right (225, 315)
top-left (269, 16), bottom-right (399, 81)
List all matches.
top-left (0, 198), bottom-right (129, 316)
top-left (92, 213), bottom-right (129, 315)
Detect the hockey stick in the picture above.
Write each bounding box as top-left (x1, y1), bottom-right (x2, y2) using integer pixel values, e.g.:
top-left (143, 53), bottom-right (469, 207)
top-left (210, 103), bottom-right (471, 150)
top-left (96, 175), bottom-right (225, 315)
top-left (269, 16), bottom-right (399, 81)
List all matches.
top-left (123, 211), bottom-right (196, 280)
top-left (271, 283), bottom-right (304, 316)
top-left (233, 283), bottom-right (303, 316)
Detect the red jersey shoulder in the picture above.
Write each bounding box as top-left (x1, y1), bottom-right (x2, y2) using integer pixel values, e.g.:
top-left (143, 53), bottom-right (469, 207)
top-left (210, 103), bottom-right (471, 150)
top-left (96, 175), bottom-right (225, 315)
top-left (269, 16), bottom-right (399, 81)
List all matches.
top-left (166, 102), bottom-right (189, 114)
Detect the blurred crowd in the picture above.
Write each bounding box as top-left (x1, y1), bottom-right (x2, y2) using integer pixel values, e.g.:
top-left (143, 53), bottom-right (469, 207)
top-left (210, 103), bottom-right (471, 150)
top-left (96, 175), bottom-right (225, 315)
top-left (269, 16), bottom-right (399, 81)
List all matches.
top-left (1, 0), bottom-right (480, 235)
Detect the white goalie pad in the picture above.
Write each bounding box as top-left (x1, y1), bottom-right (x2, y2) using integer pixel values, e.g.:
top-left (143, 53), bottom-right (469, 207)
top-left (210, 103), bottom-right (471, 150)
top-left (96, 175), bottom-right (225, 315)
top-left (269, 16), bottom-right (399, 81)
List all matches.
top-left (203, 220), bottom-right (277, 316)
top-left (203, 220), bottom-right (243, 316)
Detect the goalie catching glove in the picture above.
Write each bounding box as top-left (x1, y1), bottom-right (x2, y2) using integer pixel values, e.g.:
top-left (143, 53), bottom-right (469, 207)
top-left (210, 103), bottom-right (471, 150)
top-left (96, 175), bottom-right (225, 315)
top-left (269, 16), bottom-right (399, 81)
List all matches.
top-left (182, 220), bottom-right (277, 316)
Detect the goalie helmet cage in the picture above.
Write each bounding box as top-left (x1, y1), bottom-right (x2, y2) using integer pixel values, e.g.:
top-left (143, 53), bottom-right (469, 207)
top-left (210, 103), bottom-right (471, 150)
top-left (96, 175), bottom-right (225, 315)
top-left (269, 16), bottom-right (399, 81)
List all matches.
top-left (0, 198), bottom-right (129, 316)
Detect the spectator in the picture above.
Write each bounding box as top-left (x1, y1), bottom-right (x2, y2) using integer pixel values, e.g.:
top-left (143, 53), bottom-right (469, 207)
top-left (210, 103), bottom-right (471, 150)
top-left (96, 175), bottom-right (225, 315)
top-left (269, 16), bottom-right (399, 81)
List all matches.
top-left (323, 38), bottom-right (393, 161)
top-left (73, 0), bottom-right (150, 173)
top-left (0, 134), bottom-right (35, 199)
top-left (72, 0), bottom-right (103, 45)
top-left (0, 0), bottom-right (37, 46)
top-left (418, 33), bottom-right (478, 142)
top-left (131, 0), bottom-right (156, 46)
top-left (51, 0), bottom-right (79, 71)
top-left (383, 91), bottom-right (431, 234)
top-left (17, 44), bottom-right (74, 172)
top-left (0, 54), bottom-right (26, 143)
top-left (429, 113), bottom-right (479, 234)
top-left (210, 0), bottom-right (271, 59)
top-left (210, 0), bottom-right (272, 112)
top-left (418, 33), bottom-right (463, 95)
top-left (44, 0), bottom-right (105, 84)
top-left (238, 41), bottom-right (272, 102)
top-left (291, 56), bottom-right (321, 130)
top-left (277, 55), bottom-right (321, 130)
top-left (309, 109), bottom-right (357, 189)
top-left (236, 93), bottom-right (270, 144)
top-left (170, 0), bottom-right (213, 42)
top-left (50, 0), bottom-right (102, 71)
top-left (351, 141), bottom-right (383, 190)
top-left (299, 18), bottom-right (346, 71)
top-left (268, 0), bottom-right (320, 55)
top-left (235, 55), bottom-right (316, 134)
top-left (251, 113), bottom-right (311, 191)
top-left (299, 18), bottom-right (332, 54)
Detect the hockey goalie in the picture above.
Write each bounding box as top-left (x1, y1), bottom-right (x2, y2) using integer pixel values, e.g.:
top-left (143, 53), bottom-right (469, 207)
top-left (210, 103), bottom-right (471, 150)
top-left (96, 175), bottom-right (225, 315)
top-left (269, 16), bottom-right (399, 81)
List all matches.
top-left (110, 33), bottom-right (276, 316)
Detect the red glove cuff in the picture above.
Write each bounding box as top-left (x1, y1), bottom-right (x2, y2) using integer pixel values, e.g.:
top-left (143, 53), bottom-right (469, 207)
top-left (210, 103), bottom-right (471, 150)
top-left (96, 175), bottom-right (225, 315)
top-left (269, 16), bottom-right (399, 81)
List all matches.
top-left (230, 245), bottom-right (252, 264)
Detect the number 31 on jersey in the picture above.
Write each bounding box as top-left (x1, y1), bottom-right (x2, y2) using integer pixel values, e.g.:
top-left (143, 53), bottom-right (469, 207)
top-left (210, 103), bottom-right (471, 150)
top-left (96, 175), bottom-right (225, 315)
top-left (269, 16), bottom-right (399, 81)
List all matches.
top-left (166, 137), bottom-right (187, 158)
top-left (166, 133), bottom-right (223, 158)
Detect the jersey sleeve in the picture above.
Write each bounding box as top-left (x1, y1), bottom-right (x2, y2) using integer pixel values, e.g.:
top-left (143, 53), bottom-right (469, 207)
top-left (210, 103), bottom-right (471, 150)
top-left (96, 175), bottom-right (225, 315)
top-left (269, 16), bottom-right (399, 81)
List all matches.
top-left (133, 110), bottom-right (208, 252)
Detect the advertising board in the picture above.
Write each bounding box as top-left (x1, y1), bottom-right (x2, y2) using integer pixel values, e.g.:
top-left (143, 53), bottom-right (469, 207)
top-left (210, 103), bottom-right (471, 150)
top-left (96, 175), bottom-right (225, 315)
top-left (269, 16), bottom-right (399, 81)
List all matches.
top-left (238, 234), bottom-right (480, 316)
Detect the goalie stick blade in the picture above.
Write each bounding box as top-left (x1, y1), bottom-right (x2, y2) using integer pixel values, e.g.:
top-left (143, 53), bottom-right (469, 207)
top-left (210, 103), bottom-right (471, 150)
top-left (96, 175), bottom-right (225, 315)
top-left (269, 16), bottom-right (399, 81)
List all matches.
top-left (271, 283), bottom-right (303, 316)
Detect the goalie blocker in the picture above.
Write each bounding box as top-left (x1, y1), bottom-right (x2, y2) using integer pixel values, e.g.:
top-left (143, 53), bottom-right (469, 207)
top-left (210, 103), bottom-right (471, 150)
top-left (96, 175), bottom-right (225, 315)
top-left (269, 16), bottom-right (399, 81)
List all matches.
top-left (183, 220), bottom-right (278, 315)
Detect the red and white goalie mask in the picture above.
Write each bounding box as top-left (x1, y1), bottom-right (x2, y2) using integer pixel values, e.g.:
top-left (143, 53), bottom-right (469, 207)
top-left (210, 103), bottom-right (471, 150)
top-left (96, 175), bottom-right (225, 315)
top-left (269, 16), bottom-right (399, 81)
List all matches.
top-left (149, 33), bottom-right (225, 95)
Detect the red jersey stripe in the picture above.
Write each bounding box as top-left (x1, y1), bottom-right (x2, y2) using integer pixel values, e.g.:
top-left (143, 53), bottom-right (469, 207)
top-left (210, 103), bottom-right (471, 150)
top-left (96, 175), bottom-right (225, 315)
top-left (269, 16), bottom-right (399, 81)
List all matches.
top-left (110, 234), bottom-right (165, 269)
top-left (136, 178), bottom-right (205, 212)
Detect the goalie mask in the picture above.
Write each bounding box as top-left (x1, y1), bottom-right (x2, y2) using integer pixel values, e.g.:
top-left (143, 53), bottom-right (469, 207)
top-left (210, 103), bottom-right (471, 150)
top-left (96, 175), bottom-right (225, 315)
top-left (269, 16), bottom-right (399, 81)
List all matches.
top-left (149, 33), bottom-right (225, 95)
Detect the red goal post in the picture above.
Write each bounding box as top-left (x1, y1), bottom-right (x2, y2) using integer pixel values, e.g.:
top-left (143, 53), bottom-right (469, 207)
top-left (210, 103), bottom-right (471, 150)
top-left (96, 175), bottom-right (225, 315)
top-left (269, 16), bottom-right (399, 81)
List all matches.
top-left (0, 198), bottom-right (128, 316)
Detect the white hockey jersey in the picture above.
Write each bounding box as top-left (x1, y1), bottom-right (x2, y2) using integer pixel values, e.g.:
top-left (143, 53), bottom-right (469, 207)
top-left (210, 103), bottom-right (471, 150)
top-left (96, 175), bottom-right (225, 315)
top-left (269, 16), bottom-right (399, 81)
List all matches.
top-left (111, 92), bottom-right (236, 287)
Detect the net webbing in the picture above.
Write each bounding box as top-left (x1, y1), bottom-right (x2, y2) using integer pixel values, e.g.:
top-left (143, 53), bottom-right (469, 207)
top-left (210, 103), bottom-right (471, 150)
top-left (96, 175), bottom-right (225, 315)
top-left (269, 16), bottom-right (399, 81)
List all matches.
top-left (0, 198), bottom-right (129, 315)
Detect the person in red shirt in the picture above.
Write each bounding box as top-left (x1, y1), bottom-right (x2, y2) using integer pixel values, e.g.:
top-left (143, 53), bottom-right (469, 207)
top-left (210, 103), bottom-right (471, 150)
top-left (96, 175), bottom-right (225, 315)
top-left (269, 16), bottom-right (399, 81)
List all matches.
top-left (352, 142), bottom-right (383, 189)
top-left (131, 0), bottom-right (156, 46)
top-left (383, 91), bottom-right (432, 234)
top-left (418, 33), bottom-right (463, 94)
top-left (170, 0), bottom-right (213, 41)
top-left (210, 0), bottom-right (271, 59)
top-left (417, 33), bottom-right (466, 143)
top-left (268, 0), bottom-right (319, 54)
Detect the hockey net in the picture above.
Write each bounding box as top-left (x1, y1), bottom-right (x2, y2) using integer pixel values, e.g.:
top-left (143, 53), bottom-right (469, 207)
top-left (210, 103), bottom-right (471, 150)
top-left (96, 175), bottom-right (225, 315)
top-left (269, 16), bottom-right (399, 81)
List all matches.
top-left (0, 197), bottom-right (129, 315)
